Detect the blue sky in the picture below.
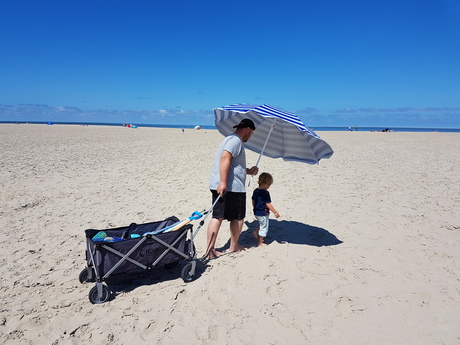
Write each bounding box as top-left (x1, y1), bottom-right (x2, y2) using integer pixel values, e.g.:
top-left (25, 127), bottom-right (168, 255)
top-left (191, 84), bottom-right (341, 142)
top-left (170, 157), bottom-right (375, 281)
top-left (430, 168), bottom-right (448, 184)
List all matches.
top-left (1, 0), bottom-right (460, 128)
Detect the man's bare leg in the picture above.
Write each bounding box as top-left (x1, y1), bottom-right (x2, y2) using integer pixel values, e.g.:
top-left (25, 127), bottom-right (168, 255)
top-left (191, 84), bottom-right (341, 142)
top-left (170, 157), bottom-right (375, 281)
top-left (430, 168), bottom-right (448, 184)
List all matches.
top-left (206, 217), bottom-right (224, 259)
top-left (228, 219), bottom-right (246, 252)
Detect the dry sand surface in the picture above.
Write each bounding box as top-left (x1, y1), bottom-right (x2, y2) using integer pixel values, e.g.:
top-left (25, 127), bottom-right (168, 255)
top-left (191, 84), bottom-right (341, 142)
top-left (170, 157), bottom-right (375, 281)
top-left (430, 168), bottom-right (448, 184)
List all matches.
top-left (1, 124), bottom-right (459, 344)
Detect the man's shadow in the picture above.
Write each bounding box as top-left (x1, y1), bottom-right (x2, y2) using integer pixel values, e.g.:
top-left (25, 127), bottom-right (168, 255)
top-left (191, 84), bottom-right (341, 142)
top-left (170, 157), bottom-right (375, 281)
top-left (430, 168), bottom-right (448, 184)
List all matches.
top-left (216, 219), bottom-right (342, 251)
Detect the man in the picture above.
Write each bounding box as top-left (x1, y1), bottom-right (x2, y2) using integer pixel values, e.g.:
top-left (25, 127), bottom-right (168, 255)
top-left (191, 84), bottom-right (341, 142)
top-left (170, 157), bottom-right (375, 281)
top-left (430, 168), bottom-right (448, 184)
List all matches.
top-left (206, 119), bottom-right (259, 259)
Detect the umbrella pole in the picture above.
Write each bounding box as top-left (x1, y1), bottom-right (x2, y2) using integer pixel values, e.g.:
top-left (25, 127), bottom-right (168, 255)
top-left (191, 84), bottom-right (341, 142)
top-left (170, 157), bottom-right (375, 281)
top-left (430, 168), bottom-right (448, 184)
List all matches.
top-left (248, 117), bottom-right (277, 187)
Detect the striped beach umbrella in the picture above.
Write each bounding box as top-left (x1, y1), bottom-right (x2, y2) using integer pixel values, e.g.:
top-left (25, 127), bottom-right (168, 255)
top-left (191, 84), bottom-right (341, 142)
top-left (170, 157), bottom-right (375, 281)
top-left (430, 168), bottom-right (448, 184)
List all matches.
top-left (214, 104), bottom-right (334, 166)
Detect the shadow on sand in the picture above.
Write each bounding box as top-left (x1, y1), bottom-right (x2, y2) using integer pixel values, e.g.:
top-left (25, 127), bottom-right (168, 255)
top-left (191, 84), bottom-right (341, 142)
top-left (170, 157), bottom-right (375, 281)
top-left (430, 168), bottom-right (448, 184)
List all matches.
top-left (217, 219), bottom-right (343, 251)
top-left (88, 220), bottom-right (341, 302)
top-left (88, 260), bottom-right (209, 301)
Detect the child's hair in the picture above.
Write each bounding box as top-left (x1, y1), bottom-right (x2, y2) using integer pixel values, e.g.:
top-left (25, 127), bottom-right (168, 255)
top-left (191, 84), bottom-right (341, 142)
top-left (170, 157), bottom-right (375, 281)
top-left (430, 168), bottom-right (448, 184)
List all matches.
top-left (258, 172), bottom-right (273, 186)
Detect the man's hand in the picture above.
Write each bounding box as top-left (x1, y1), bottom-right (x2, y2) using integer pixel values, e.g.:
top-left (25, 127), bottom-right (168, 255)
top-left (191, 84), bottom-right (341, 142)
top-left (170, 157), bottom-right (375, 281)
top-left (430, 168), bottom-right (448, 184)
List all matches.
top-left (247, 166), bottom-right (259, 175)
top-left (217, 181), bottom-right (227, 196)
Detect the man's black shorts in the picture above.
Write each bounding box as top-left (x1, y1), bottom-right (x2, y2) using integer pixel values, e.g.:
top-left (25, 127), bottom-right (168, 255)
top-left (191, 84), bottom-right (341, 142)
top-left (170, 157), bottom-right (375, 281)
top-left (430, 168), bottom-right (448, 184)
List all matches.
top-left (210, 190), bottom-right (246, 221)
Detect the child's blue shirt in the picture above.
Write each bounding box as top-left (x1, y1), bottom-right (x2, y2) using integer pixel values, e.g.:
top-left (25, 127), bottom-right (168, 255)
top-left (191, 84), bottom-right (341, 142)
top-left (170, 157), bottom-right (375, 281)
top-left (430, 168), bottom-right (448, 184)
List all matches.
top-left (252, 188), bottom-right (272, 216)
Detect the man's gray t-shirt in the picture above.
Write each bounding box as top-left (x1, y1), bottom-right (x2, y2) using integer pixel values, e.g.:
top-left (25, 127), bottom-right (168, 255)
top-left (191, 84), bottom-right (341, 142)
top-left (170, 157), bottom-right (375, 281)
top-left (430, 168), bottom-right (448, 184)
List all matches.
top-left (209, 134), bottom-right (247, 193)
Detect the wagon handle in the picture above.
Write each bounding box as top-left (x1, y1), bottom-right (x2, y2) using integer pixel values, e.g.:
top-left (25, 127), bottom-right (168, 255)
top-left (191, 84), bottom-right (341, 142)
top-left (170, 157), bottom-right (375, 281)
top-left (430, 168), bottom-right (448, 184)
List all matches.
top-left (192, 195), bottom-right (221, 240)
top-left (189, 211), bottom-right (203, 220)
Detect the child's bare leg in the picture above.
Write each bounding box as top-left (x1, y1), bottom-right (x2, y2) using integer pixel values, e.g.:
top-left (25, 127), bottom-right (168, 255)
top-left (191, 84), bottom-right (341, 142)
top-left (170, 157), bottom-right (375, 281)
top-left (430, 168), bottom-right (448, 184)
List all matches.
top-left (258, 235), bottom-right (268, 247)
top-left (252, 225), bottom-right (260, 240)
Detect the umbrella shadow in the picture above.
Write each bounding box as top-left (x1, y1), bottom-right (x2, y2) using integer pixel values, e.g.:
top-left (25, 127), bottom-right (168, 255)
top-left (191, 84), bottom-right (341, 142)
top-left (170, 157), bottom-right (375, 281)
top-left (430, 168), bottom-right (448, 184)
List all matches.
top-left (217, 219), bottom-right (342, 251)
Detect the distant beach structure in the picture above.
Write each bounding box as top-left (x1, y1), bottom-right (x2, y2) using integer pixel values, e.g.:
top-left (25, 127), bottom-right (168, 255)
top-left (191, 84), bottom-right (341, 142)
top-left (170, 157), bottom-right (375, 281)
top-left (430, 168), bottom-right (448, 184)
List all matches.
top-left (194, 125), bottom-right (203, 130)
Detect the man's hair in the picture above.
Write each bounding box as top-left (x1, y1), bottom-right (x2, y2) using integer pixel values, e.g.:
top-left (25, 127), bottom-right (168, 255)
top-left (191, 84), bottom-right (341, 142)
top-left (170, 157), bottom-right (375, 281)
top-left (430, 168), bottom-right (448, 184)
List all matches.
top-left (258, 172), bottom-right (273, 186)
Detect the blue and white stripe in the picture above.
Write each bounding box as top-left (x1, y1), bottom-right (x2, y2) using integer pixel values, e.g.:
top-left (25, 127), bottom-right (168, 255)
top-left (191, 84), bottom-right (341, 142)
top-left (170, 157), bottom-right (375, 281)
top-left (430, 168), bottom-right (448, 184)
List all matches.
top-left (214, 103), bottom-right (334, 164)
top-left (221, 103), bottom-right (308, 131)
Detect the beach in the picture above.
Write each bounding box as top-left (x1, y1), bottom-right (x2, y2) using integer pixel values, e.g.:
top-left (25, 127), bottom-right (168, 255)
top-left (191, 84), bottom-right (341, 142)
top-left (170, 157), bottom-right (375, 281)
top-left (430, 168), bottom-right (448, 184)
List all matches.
top-left (1, 124), bottom-right (459, 345)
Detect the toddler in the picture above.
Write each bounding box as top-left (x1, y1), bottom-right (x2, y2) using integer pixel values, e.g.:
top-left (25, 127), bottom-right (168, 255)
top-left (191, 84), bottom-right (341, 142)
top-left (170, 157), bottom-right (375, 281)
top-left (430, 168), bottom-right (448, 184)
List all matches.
top-left (251, 172), bottom-right (280, 246)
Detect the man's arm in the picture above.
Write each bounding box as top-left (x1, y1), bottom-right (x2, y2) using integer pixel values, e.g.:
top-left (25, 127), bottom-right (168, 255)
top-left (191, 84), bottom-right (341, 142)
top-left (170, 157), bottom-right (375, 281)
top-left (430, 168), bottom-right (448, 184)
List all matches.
top-left (217, 150), bottom-right (232, 196)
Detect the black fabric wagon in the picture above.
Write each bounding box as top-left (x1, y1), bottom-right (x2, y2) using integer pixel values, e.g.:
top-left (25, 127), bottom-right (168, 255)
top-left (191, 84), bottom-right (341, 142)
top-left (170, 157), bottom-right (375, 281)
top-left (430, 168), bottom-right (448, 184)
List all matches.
top-left (79, 214), bottom-right (202, 304)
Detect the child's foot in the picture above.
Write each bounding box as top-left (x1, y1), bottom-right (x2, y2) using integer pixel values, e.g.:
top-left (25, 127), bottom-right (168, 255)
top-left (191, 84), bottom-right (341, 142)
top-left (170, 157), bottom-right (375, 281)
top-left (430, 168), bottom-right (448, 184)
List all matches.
top-left (258, 243), bottom-right (268, 247)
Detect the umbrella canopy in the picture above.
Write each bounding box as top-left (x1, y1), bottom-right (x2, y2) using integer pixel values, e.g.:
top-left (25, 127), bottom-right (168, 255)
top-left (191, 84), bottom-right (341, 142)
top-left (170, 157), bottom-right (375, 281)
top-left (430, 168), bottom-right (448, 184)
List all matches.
top-left (214, 103), bottom-right (334, 165)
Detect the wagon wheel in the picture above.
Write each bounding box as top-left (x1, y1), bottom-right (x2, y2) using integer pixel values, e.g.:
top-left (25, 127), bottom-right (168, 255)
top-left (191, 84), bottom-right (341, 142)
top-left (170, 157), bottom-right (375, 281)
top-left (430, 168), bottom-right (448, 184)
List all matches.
top-left (88, 285), bottom-right (111, 304)
top-left (79, 267), bottom-right (96, 283)
top-left (181, 263), bottom-right (195, 283)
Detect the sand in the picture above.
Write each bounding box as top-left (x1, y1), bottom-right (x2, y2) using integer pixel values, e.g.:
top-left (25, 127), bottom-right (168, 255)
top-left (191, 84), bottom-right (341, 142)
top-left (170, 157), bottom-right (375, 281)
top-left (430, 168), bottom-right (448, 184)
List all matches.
top-left (0, 124), bottom-right (459, 345)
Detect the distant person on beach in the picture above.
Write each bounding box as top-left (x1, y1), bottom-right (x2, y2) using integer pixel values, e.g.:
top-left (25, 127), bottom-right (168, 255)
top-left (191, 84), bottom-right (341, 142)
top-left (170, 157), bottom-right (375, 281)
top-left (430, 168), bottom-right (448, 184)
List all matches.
top-left (206, 119), bottom-right (259, 259)
top-left (251, 172), bottom-right (280, 247)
